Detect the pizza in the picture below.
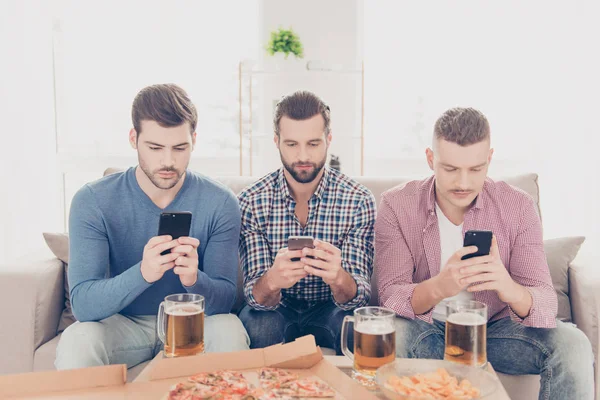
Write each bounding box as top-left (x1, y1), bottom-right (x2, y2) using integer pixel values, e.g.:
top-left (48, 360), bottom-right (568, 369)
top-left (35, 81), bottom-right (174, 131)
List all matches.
top-left (165, 367), bottom-right (336, 400)
top-left (258, 367), bottom-right (299, 390)
top-left (258, 368), bottom-right (335, 398)
top-left (166, 381), bottom-right (221, 400)
top-left (167, 371), bottom-right (255, 400)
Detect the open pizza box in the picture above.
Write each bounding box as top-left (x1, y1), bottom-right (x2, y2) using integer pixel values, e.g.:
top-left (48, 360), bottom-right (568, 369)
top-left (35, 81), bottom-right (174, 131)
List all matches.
top-left (0, 335), bottom-right (379, 399)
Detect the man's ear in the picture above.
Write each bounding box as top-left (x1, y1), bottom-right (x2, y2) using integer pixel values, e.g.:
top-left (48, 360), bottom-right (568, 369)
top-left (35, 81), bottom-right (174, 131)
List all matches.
top-left (488, 148), bottom-right (494, 164)
top-left (326, 131), bottom-right (332, 147)
top-left (192, 132), bottom-right (197, 150)
top-left (425, 147), bottom-right (434, 171)
top-left (129, 129), bottom-right (138, 149)
top-left (274, 133), bottom-right (279, 148)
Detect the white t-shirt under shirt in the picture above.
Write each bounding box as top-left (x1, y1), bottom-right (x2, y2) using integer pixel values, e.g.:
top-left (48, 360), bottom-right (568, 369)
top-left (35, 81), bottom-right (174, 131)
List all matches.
top-left (431, 203), bottom-right (475, 321)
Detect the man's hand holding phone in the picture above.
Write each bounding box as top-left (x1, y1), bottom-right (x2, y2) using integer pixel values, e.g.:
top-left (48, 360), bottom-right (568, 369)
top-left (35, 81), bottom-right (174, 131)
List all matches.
top-left (171, 237), bottom-right (200, 287)
top-left (301, 239), bottom-right (345, 286)
top-left (459, 236), bottom-right (523, 303)
top-left (140, 235), bottom-right (180, 283)
top-left (432, 246), bottom-right (494, 298)
top-left (264, 248), bottom-right (308, 290)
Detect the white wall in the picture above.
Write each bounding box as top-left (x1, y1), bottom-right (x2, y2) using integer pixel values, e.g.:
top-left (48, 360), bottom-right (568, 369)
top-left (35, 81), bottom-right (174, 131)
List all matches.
top-left (252, 0), bottom-right (363, 176)
top-left (363, 1), bottom-right (600, 246)
top-left (0, 0), bottom-right (61, 264)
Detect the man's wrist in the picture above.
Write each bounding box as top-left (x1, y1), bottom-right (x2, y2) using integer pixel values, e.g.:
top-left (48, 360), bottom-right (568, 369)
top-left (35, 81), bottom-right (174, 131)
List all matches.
top-left (182, 275), bottom-right (198, 287)
top-left (506, 281), bottom-right (527, 305)
top-left (331, 268), bottom-right (348, 290)
top-left (263, 270), bottom-right (280, 293)
top-left (428, 276), bottom-right (445, 303)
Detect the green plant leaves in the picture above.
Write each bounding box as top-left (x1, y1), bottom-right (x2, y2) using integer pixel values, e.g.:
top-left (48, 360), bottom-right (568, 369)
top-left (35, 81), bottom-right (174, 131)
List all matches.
top-left (266, 27), bottom-right (304, 59)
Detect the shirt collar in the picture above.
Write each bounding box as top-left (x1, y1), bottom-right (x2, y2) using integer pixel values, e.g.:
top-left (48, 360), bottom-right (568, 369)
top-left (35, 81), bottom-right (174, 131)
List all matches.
top-left (277, 166), bottom-right (331, 202)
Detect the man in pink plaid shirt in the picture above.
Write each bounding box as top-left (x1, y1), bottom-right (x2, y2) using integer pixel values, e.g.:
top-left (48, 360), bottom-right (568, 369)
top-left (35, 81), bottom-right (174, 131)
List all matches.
top-left (375, 108), bottom-right (593, 399)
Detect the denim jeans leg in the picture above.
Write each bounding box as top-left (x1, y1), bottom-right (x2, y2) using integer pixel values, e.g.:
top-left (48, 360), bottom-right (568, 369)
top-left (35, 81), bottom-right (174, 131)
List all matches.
top-left (204, 314), bottom-right (250, 352)
top-left (302, 301), bottom-right (353, 355)
top-left (55, 314), bottom-right (157, 370)
top-left (238, 304), bottom-right (300, 349)
top-left (394, 317), bottom-right (445, 359)
top-left (487, 317), bottom-right (594, 400)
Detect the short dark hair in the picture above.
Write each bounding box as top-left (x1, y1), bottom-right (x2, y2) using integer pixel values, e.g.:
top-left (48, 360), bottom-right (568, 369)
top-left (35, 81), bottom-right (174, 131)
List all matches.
top-left (434, 107), bottom-right (490, 146)
top-left (273, 90), bottom-right (331, 136)
top-left (132, 83), bottom-right (198, 137)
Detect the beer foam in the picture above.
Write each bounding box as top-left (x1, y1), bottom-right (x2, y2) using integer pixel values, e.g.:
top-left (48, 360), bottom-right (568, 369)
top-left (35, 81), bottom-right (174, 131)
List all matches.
top-left (355, 321), bottom-right (395, 335)
top-left (166, 304), bottom-right (204, 316)
top-left (447, 311), bottom-right (486, 326)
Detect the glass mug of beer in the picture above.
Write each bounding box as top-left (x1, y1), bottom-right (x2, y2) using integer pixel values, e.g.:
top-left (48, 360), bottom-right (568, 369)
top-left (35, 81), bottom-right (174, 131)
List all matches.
top-left (157, 293), bottom-right (205, 358)
top-left (341, 307), bottom-right (396, 384)
top-left (444, 300), bottom-right (487, 368)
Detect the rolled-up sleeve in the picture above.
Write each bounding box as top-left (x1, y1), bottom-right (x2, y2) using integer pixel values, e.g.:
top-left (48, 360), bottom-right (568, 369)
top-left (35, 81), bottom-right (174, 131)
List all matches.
top-left (508, 196), bottom-right (558, 328)
top-left (334, 194), bottom-right (376, 310)
top-left (375, 195), bottom-right (433, 322)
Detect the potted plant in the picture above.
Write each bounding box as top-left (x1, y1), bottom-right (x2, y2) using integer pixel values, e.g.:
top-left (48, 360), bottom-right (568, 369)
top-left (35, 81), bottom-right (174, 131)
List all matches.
top-left (266, 27), bottom-right (305, 69)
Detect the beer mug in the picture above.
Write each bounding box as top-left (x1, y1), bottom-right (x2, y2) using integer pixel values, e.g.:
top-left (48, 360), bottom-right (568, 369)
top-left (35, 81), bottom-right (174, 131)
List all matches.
top-left (157, 293), bottom-right (205, 358)
top-left (341, 307), bottom-right (396, 383)
top-left (444, 300), bottom-right (487, 368)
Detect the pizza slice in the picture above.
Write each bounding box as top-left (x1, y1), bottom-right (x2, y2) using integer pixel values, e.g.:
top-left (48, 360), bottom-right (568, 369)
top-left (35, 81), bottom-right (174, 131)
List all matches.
top-left (289, 377), bottom-right (336, 398)
top-left (188, 371), bottom-right (228, 387)
top-left (166, 381), bottom-right (221, 400)
top-left (258, 367), bottom-right (298, 390)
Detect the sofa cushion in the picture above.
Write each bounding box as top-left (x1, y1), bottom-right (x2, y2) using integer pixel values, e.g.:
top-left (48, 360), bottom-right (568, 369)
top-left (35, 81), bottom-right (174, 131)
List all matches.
top-left (42, 232), bottom-right (75, 332)
top-left (544, 236), bottom-right (585, 322)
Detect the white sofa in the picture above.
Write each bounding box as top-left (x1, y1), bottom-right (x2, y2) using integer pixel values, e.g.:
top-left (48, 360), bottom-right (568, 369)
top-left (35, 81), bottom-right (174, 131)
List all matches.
top-left (0, 171), bottom-right (597, 400)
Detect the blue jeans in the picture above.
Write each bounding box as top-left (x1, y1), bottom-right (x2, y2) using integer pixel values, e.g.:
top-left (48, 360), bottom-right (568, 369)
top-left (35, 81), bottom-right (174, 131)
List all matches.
top-left (238, 300), bottom-right (353, 355)
top-left (395, 317), bottom-right (594, 400)
top-left (55, 313), bottom-right (250, 370)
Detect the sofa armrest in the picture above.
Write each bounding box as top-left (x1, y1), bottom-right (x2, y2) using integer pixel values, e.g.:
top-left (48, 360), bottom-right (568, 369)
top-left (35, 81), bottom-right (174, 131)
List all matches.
top-left (568, 243), bottom-right (599, 396)
top-left (0, 249), bottom-right (64, 374)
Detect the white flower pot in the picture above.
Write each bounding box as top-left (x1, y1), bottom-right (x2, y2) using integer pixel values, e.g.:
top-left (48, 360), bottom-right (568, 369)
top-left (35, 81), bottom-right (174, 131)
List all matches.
top-left (266, 52), bottom-right (306, 72)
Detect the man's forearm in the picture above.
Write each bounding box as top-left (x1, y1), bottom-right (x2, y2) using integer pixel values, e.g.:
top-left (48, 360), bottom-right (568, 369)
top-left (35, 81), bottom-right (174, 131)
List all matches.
top-left (252, 272), bottom-right (282, 307)
top-left (508, 282), bottom-right (533, 318)
top-left (411, 277), bottom-right (443, 315)
top-left (70, 262), bottom-right (151, 322)
top-left (330, 270), bottom-right (358, 304)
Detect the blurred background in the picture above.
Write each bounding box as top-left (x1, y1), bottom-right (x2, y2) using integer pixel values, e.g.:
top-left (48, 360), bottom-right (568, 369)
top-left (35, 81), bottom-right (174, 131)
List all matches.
top-left (1, 0), bottom-right (599, 264)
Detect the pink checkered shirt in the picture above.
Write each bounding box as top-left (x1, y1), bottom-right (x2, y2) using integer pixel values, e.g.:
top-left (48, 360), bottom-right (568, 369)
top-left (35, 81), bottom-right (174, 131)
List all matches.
top-left (375, 176), bottom-right (557, 328)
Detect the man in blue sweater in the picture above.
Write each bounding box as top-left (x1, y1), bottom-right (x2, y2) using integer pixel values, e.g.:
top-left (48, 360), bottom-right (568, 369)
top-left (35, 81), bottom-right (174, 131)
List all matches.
top-left (55, 84), bottom-right (249, 370)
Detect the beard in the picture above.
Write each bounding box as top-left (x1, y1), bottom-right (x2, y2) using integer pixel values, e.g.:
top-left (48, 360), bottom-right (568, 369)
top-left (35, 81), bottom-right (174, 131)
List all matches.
top-left (139, 158), bottom-right (185, 190)
top-left (281, 154), bottom-right (327, 184)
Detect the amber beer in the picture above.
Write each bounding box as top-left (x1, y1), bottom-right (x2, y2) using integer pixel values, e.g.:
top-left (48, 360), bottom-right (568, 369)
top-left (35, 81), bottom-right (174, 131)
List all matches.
top-left (354, 322), bottom-right (396, 377)
top-left (444, 311), bottom-right (487, 367)
top-left (164, 304), bottom-right (205, 357)
top-left (341, 306), bottom-right (396, 386)
top-left (157, 293), bottom-right (205, 358)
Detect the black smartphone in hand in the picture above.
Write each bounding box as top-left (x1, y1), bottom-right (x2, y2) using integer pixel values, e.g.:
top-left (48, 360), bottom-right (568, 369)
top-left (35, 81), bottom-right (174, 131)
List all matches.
top-left (158, 212), bottom-right (192, 255)
top-left (461, 230), bottom-right (493, 260)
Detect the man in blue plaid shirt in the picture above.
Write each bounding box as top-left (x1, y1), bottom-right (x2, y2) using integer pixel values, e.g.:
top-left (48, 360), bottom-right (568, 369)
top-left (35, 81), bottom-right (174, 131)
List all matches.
top-left (238, 91), bottom-right (376, 354)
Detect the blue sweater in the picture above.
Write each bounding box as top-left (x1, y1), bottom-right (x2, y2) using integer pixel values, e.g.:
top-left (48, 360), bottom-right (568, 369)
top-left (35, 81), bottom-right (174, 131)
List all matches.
top-left (68, 167), bottom-right (241, 322)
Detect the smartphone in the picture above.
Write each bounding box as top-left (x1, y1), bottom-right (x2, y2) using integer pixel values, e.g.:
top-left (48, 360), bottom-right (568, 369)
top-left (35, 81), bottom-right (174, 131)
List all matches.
top-left (288, 235), bottom-right (315, 262)
top-left (288, 235), bottom-right (315, 251)
top-left (158, 212), bottom-right (192, 255)
top-left (461, 230), bottom-right (493, 260)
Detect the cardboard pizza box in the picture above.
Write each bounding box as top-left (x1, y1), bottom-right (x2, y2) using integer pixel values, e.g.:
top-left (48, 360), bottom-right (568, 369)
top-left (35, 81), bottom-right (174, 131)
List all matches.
top-left (0, 335), bottom-right (379, 400)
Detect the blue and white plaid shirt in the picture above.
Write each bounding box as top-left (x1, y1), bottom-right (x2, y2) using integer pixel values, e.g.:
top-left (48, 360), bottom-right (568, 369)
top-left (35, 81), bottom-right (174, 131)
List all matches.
top-left (238, 167), bottom-right (376, 311)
